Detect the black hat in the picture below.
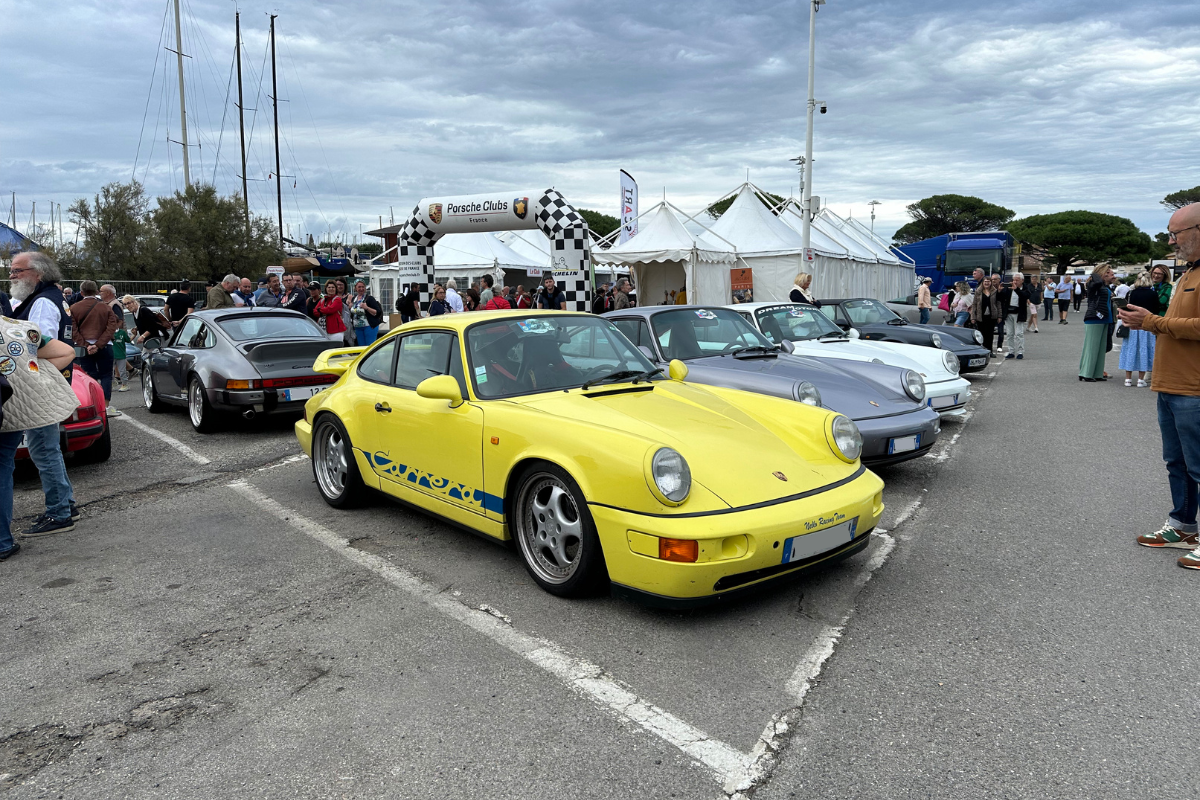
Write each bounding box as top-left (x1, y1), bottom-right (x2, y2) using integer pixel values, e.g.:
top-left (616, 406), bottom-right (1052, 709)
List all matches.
top-left (258, 277), bottom-right (269, 286)
top-left (308, 281), bottom-right (322, 290)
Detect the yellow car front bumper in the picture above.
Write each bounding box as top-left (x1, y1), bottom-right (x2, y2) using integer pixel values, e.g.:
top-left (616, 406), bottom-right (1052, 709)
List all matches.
top-left (592, 468), bottom-right (885, 607)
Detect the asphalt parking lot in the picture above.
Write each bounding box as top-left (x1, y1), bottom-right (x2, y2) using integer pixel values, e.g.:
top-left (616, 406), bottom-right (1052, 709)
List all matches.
top-left (2, 316), bottom-right (1195, 799)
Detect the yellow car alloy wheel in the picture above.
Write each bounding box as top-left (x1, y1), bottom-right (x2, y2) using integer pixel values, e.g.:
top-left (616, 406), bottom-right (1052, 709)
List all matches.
top-left (511, 463), bottom-right (607, 597)
top-left (311, 415), bottom-right (367, 508)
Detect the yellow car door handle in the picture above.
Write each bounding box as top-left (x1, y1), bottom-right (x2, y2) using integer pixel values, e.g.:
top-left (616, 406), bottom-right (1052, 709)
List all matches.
top-left (374, 402), bottom-right (391, 413)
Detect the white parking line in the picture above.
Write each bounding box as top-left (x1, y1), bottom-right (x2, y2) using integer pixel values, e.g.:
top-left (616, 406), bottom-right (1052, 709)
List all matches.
top-left (113, 415), bottom-right (211, 465)
top-left (229, 481), bottom-right (748, 786)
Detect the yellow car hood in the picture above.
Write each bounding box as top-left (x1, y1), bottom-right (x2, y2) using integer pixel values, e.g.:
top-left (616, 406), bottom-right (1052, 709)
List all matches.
top-left (518, 382), bottom-right (848, 509)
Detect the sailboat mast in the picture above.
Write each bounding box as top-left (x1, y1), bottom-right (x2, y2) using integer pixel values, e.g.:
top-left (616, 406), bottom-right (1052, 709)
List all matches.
top-left (172, 0), bottom-right (190, 188)
top-left (270, 14), bottom-right (283, 244)
top-left (235, 11), bottom-right (249, 236)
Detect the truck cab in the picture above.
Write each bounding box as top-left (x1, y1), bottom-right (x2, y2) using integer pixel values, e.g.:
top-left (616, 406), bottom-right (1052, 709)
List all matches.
top-left (897, 231), bottom-right (1015, 293)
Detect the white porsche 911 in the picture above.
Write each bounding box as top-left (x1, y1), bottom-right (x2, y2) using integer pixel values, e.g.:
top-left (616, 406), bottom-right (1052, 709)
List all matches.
top-left (729, 302), bottom-right (972, 417)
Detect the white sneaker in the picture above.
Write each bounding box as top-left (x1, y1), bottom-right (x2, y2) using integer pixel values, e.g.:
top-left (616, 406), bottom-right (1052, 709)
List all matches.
top-left (1124, 379), bottom-right (1133, 387)
top-left (107, 408), bottom-right (122, 417)
top-left (1137, 379), bottom-right (1149, 388)
top-left (117, 385), bottom-right (129, 392)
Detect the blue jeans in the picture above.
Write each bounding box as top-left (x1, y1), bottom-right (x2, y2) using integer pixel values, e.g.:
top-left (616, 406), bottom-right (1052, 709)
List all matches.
top-left (80, 344), bottom-right (114, 401)
top-left (955, 311), bottom-right (970, 327)
top-left (25, 423), bottom-right (73, 522)
top-left (919, 308), bottom-right (931, 324)
top-left (0, 430), bottom-right (21, 552)
top-left (1158, 392), bottom-right (1200, 533)
top-left (355, 326), bottom-right (379, 346)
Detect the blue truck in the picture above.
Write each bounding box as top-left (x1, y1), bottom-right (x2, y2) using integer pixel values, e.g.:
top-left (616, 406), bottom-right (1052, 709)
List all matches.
top-left (894, 231), bottom-right (1015, 294)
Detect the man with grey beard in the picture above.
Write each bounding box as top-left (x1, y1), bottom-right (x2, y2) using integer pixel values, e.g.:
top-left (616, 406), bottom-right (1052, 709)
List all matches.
top-left (8, 251), bottom-right (79, 536)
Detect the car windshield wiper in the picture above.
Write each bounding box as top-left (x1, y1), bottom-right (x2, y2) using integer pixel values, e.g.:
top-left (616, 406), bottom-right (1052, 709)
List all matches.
top-left (580, 367), bottom-right (662, 390)
top-left (730, 344), bottom-right (780, 357)
top-left (885, 317), bottom-right (907, 325)
top-left (817, 333), bottom-right (850, 341)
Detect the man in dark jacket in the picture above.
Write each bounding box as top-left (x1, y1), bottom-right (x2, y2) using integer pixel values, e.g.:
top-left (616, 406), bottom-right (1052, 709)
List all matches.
top-left (997, 272), bottom-right (1030, 360)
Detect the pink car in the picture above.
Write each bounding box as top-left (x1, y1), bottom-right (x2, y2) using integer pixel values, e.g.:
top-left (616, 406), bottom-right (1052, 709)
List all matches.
top-left (16, 366), bottom-right (111, 464)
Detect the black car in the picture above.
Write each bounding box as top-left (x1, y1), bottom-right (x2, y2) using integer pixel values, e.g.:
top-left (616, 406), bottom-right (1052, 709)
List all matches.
top-left (818, 298), bottom-right (991, 373)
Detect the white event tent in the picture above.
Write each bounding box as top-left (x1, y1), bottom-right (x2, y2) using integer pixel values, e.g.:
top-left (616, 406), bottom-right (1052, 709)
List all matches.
top-left (592, 202), bottom-right (735, 306)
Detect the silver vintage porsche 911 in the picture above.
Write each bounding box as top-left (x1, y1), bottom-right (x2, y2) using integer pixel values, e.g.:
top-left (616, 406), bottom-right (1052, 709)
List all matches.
top-left (140, 308), bottom-right (340, 432)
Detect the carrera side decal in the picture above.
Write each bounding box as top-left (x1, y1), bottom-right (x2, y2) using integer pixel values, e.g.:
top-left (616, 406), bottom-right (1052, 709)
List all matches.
top-left (361, 449), bottom-right (504, 516)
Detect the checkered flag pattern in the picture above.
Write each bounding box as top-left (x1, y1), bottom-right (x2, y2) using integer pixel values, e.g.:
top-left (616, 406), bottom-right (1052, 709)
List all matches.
top-left (536, 190), bottom-right (593, 312)
top-left (398, 204), bottom-right (442, 249)
top-left (397, 245), bottom-right (435, 313)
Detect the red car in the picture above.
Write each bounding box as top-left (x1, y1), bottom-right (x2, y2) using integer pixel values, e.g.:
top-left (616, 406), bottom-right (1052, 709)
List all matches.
top-left (16, 366), bottom-right (111, 464)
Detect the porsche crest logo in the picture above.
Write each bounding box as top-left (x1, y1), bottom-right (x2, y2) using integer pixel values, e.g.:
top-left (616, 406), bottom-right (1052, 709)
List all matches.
top-left (428, 203), bottom-right (442, 225)
top-left (773, 471), bottom-right (788, 482)
top-left (513, 197), bottom-right (529, 220)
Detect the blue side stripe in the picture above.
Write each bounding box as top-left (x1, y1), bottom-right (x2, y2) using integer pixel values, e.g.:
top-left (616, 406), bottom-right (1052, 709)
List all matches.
top-left (355, 447), bottom-right (504, 518)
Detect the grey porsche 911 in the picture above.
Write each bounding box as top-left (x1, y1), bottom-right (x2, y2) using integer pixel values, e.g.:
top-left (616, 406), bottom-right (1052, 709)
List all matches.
top-left (140, 308), bottom-right (341, 432)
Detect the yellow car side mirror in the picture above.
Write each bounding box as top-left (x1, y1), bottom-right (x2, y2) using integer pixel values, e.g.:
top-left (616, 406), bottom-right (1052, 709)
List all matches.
top-left (416, 374), bottom-right (465, 408)
top-left (668, 359), bottom-right (689, 382)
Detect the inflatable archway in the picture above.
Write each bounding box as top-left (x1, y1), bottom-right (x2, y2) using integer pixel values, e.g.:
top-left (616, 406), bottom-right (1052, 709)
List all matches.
top-left (395, 188), bottom-right (593, 312)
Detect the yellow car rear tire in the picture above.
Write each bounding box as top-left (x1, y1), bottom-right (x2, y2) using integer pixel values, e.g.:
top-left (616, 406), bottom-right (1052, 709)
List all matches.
top-left (511, 463), bottom-right (609, 598)
top-left (312, 415), bottom-right (368, 509)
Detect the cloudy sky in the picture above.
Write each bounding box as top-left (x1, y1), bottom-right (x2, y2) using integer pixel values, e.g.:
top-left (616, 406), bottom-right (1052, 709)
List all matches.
top-left (2, 0), bottom-right (1197, 244)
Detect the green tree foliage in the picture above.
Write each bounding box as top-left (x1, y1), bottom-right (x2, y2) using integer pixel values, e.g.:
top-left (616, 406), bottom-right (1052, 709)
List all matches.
top-left (706, 191), bottom-right (785, 220)
top-left (1006, 211), bottom-right (1152, 273)
top-left (577, 208), bottom-right (620, 238)
top-left (68, 181), bottom-right (155, 278)
top-left (892, 194), bottom-right (1014, 244)
top-left (60, 181), bottom-right (283, 282)
top-left (153, 184), bottom-right (282, 282)
top-left (1161, 186), bottom-right (1200, 210)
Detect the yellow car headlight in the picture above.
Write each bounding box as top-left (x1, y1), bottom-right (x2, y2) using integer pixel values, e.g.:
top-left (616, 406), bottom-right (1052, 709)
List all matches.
top-left (645, 447), bottom-right (691, 505)
top-left (826, 415), bottom-right (863, 463)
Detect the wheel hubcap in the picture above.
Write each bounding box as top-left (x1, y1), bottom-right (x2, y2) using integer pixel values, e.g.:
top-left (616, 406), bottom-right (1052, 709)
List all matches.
top-left (516, 474), bottom-right (583, 584)
top-left (143, 375), bottom-right (153, 407)
top-left (188, 383), bottom-right (203, 427)
top-left (314, 424), bottom-right (349, 499)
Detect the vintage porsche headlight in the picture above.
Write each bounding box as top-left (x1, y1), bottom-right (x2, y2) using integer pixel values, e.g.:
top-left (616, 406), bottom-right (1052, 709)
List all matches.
top-left (650, 447), bottom-right (691, 504)
top-left (829, 415), bottom-right (863, 462)
top-left (973, 329), bottom-right (984, 345)
top-left (930, 332), bottom-right (943, 349)
top-left (942, 349), bottom-right (960, 374)
top-left (795, 381), bottom-right (822, 407)
top-left (903, 369), bottom-right (926, 402)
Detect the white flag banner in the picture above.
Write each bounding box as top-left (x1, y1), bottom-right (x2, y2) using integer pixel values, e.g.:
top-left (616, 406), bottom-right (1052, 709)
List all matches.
top-left (619, 169), bottom-right (638, 244)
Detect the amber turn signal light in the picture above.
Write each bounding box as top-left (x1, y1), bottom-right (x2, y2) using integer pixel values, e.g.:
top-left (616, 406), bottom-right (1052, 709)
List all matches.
top-left (225, 379), bottom-right (261, 389)
top-left (659, 538), bottom-right (698, 563)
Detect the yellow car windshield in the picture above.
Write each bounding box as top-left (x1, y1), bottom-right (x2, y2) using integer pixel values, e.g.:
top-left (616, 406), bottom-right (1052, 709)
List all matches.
top-left (465, 316), bottom-right (656, 399)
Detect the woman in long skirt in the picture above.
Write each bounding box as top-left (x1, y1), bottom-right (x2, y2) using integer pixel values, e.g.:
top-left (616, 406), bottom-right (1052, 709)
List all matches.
top-left (1079, 265), bottom-right (1115, 381)
top-left (1119, 272), bottom-right (1162, 386)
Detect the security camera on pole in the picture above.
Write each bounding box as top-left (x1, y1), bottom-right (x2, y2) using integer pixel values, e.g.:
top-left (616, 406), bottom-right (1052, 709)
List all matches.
top-left (800, 0), bottom-right (826, 262)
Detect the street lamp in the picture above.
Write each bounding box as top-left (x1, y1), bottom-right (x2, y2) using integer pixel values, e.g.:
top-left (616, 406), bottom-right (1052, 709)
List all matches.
top-left (800, 0), bottom-right (826, 256)
top-left (868, 200), bottom-right (881, 233)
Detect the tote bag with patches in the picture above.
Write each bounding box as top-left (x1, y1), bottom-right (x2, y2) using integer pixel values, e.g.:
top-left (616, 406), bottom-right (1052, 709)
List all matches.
top-left (0, 316), bottom-right (79, 432)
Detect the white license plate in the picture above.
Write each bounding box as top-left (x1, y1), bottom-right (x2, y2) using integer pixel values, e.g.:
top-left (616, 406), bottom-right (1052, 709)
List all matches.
top-left (280, 386), bottom-right (326, 402)
top-left (782, 517), bottom-right (859, 564)
top-left (968, 357), bottom-right (987, 367)
top-left (888, 434), bottom-right (920, 454)
top-left (930, 394), bottom-right (959, 409)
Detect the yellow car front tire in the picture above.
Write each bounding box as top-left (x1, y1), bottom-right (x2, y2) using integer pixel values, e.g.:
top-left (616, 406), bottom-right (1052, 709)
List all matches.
top-left (511, 463), bottom-right (609, 597)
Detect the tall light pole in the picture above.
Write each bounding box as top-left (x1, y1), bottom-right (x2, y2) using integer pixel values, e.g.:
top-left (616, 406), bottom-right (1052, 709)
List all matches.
top-left (800, 0), bottom-right (825, 256)
top-left (868, 200), bottom-right (881, 233)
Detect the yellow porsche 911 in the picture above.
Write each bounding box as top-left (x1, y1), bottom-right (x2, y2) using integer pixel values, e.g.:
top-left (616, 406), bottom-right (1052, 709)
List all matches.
top-left (295, 311), bottom-right (884, 607)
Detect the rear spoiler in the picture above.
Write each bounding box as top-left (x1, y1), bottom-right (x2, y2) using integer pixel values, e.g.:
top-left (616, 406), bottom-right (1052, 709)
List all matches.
top-left (312, 346), bottom-right (367, 376)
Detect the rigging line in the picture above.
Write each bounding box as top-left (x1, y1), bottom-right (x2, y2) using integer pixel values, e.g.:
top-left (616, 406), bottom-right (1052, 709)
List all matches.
top-left (280, 35), bottom-right (349, 227)
top-left (143, 47), bottom-right (172, 187)
top-left (244, 31), bottom-right (272, 198)
top-left (276, 63), bottom-right (330, 235)
top-left (132, 0), bottom-right (172, 182)
top-left (209, 46), bottom-right (235, 187)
